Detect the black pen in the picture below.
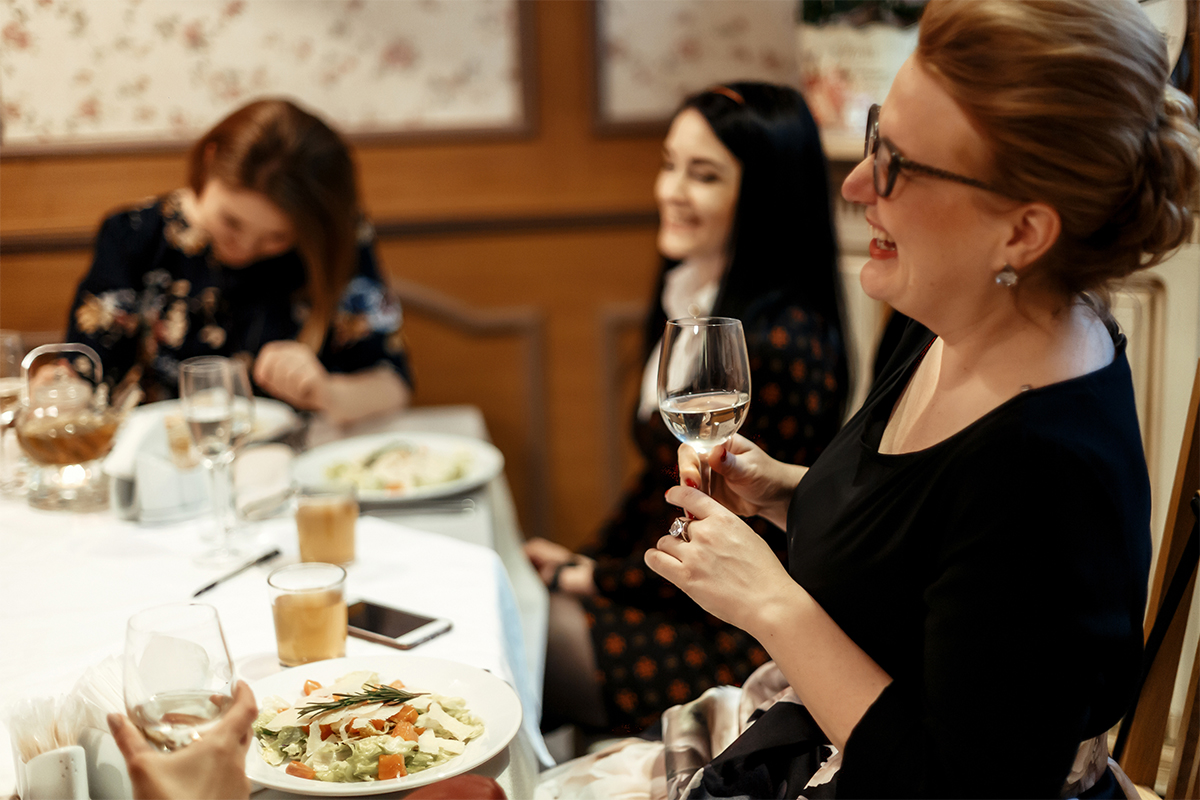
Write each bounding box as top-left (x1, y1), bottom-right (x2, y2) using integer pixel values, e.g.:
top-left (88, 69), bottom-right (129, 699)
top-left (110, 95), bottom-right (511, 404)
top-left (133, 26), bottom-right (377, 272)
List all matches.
top-left (192, 548), bottom-right (282, 598)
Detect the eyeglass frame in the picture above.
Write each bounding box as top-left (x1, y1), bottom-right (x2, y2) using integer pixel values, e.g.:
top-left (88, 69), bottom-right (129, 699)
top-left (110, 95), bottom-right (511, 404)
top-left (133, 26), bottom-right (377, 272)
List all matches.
top-left (864, 103), bottom-right (1010, 199)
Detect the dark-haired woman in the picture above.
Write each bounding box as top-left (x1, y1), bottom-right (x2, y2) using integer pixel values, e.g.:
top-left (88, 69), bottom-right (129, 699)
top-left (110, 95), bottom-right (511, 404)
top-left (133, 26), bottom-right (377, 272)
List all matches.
top-left (67, 98), bottom-right (411, 425)
top-left (525, 82), bottom-right (850, 735)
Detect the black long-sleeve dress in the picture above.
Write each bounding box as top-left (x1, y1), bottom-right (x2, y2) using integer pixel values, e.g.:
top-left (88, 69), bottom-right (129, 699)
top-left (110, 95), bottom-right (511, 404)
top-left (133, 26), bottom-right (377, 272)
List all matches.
top-left (693, 320), bottom-right (1150, 798)
top-left (580, 292), bottom-right (849, 734)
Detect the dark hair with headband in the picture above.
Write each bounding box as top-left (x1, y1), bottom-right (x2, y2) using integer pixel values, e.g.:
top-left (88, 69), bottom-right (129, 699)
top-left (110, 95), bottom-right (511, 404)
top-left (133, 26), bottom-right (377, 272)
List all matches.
top-left (643, 81), bottom-right (849, 421)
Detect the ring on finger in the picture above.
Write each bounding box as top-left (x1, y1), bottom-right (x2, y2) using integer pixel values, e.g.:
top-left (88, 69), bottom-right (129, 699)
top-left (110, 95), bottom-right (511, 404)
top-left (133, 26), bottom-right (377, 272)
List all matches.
top-left (668, 517), bottom-right (691, 542)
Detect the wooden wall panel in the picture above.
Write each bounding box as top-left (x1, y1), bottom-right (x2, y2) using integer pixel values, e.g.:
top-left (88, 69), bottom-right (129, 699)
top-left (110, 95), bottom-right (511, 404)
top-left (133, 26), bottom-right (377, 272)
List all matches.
top-left (0, 0), bottom-right (669, 548)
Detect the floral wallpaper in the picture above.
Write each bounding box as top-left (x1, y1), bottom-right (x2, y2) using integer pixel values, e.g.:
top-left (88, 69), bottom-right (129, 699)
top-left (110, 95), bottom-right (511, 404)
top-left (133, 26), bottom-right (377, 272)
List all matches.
top-left (0, 0), bottom-right (525, 151)
top-left (596, 0), bottom-right (799, 125)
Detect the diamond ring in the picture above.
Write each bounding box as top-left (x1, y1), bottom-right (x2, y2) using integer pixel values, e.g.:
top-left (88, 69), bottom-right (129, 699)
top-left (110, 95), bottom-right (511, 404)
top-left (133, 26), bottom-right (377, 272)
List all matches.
top-left (668, 517), bottom-right (691, 542)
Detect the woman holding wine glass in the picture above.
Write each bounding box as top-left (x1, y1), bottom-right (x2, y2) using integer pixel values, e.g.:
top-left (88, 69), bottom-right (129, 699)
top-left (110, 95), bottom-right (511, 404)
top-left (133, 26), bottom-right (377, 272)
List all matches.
top-left (66, 98), bottom-right (412, 425)
top-left (639, 1), bottom-right (1200, 796)
top-left (525, 83), bottom-right (850, 736)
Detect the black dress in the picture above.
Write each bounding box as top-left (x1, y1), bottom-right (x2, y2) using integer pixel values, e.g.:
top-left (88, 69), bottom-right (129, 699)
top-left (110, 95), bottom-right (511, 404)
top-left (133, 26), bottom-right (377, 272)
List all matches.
top-left (581, 293), bottom-right (849, 734)
top-left (695, 321), bottom-right (1150, 798)
top-left (66, 192), bottom-right (412, 402)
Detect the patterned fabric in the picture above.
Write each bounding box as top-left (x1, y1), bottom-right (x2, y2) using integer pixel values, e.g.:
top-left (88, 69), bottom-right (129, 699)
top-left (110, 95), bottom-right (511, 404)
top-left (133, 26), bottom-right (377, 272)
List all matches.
top-left (66, 191), bottom-right (411, 403)
top-left (580, 298), bottom-right (848, 734)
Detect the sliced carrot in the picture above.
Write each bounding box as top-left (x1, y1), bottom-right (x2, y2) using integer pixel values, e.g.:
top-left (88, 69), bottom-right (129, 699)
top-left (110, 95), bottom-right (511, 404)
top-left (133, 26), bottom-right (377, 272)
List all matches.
top-left (415, 726), bottom-right (425, 735)
top-left (390, 719), bottom-right (419, 741)
top-left (387, 704), bottom-right (419, 725)
top-left (319, 723), bottom-right (335, 741)
top-left (388, 678), bottom-right (406, 689)
top-left (371, 718), bottom-right (387, 731)
top-left (302, 680), bottom-right (322, 696)
top-left (286, 761), bottom-right (317, 780)
top-left (378, 753), bottom-right (407, 780)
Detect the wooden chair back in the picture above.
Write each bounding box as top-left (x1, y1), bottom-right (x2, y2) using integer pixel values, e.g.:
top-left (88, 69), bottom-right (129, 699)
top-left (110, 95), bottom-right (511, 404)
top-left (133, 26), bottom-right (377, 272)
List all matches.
top-left (1117, 358), bottom-right (1200, 798)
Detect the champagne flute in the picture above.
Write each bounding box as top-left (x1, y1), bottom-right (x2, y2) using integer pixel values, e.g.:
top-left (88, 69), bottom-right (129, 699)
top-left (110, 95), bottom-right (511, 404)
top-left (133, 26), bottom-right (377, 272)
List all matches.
top-left (179, 356), bottom-right (240, 564)
top-left (0, 331), bottom-right (26, 495)
top-left (657, 317), bottom-right (751, 499)
top-left (124, 602), bottom-right (235, 751)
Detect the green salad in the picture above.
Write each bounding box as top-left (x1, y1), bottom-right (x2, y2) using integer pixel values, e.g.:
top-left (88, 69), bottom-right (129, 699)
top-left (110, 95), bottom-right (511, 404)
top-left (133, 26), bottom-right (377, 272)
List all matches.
top-left (252, 670), bottom-right (484, 783)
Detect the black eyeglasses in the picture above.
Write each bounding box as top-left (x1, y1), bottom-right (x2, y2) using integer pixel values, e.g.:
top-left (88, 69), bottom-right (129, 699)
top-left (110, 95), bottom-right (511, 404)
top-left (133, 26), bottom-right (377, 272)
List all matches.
top-left (864, 104), bottom-right (1006, 198)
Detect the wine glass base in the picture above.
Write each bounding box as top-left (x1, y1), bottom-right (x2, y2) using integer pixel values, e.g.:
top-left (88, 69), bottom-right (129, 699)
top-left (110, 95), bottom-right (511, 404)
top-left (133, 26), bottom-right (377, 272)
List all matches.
top-left (193, 545), bottom-right (247, 568)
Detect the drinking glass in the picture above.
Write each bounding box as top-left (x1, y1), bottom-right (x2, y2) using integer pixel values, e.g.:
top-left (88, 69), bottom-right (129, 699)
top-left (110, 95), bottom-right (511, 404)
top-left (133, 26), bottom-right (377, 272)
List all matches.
top-left (657, 317), bottom-right (751, 497)
top-left (123, 602), bottom-right (235, 751)
top-left (224, 360), bottom-right (255, 535)
top-left (295, 485), bottom-right (359, 566)
top-left (179, 357), bottom-right (240, 565)
top-left (0, 331), bottom-right (26, 495)
top-left (268, 562), bottom-right (348, 667)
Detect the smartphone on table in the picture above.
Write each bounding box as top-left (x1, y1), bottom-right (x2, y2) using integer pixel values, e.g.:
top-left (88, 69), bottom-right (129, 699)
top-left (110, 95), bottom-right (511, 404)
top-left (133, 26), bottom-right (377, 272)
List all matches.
top-left (347, 600), bottom-right (453, 650)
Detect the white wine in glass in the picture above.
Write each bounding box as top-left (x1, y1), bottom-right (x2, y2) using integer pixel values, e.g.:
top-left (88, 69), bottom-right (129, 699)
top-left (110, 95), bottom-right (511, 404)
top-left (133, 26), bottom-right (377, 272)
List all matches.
top-left (657, 317), bottom-right (751, 496)
top-left (179, 357), bottom-right (239, 565)
top-left (123, 602), bottom-right (235, 751)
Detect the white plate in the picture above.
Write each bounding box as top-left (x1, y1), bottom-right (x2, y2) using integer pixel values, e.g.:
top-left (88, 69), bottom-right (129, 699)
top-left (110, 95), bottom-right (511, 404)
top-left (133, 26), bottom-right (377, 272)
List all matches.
top-left (122, 397), bottom-right (300, 443)
top-left (245, 655), bottom-right (522, 796)
top-left (292, 432), bottom-right (504, 502)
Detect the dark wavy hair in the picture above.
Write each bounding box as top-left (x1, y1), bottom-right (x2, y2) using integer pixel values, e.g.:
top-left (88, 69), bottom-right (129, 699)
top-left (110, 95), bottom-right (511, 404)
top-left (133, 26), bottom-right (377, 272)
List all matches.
top-left (643, 82), bottom-right (849, 419)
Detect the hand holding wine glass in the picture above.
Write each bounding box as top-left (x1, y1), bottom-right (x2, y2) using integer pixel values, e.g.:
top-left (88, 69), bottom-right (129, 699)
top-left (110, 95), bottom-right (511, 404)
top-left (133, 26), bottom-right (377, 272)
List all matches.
top-left (657, 317), bottom-right (751, 537)
top-left (122, 603), bottom-right (236, 752)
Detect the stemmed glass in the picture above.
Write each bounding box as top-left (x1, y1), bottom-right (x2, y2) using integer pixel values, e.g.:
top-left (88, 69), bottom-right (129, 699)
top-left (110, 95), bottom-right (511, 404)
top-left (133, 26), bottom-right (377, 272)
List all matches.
top-left (0, 331), bottom-right (26, 495)
top-left (225, 360), bottom-right (255, 533)
top-left (657, 317), bottom-right (751, 499)
top-left (123, 602), bottom-right (235, 751)
top-left (179, 356), bottom-right (240, 564)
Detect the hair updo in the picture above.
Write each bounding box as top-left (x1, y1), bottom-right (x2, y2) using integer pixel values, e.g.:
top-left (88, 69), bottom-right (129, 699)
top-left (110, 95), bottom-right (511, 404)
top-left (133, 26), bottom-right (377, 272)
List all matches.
top-left (917, 0), bottom-right (1200, 299)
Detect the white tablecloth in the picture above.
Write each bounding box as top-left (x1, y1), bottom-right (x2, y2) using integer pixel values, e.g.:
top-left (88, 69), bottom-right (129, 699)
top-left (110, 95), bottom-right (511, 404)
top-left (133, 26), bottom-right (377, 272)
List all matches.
top-left (0, 405), bottom-right (552, 800)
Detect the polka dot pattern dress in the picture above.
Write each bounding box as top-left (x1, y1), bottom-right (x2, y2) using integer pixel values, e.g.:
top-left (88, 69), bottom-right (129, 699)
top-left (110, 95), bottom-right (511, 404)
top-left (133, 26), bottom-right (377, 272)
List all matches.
top-left (579, 300), bottom-right (848, 734)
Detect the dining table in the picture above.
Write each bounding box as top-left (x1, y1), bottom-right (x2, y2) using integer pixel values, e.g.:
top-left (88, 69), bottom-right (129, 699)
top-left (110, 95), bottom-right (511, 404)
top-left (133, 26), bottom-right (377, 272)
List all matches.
top-left (0, 403), bottom-right (552, 800)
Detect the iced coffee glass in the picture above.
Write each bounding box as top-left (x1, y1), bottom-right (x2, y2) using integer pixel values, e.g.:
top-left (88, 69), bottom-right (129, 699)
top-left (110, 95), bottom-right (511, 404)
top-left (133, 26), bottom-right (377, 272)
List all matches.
top-left (267, 563), bottom-right (347, 667)
top-left (295, 486), bottom-right (358, 566)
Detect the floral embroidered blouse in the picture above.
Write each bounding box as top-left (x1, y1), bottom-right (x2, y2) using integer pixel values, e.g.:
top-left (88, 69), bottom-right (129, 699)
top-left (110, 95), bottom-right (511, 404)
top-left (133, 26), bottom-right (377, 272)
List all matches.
top-left (66, 191), bottom-right (412, 404)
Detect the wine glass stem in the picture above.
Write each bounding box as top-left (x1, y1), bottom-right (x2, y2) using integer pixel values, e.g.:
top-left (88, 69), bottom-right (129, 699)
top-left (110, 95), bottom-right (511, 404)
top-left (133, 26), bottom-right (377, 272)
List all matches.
top-left (206, 459), bottom-right (230, 548)
top-left (698, 457), bottom-right (712, 496)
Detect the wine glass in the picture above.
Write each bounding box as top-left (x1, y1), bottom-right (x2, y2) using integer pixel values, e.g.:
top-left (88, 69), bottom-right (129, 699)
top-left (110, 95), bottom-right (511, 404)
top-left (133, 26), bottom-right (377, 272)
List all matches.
top-left (229, 360), bottom-right (255, 451)
top-left (179, 356), bottom-right (240, 565)
top-left (657, 317), bottom-right (751, 499)
top-left (0, 331), bottom-right (26, 495)
top-left (123, 602), bottom-right (235, 751)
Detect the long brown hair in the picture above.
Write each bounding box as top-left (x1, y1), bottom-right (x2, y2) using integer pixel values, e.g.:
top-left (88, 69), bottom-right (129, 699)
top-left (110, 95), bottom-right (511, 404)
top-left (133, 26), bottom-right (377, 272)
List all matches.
top-left (188, 98), bottom-right (360, 351)
top-left (918, 0), bottom-right (1200, 302)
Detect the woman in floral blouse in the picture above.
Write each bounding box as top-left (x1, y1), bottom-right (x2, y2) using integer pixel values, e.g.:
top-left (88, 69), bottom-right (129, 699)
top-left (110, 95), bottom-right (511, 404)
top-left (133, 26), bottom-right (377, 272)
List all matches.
top-left (525, 83), bottom-right (850, 735)
top-left (67, 98), bottom-right (411, 425)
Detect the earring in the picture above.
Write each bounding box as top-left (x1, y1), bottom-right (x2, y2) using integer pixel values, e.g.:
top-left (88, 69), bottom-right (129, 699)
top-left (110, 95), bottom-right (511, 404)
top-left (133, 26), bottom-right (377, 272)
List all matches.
top-left (995, 264), bottom-right (1018, 287)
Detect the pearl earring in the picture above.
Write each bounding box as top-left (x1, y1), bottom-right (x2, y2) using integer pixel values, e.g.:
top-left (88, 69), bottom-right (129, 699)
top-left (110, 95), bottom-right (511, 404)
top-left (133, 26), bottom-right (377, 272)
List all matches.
top-left (995, 264), bottom-right (1018, 287)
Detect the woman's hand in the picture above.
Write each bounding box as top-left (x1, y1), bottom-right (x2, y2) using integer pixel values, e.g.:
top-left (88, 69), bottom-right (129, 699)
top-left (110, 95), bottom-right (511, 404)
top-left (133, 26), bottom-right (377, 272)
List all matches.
top-left (253, 340), bottom-right (331, 412)
top-left (678, 434), bottom-right (806, 529)
top-left (524, 537), bottom-right (596, 597)
top-left (646, 485), bottom-right (796, 631)
top-left (107, 680), bottom-right (257, 800)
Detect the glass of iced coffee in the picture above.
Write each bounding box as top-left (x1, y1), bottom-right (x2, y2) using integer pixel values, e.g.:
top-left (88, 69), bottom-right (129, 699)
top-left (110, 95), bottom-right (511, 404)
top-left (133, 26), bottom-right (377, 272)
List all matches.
top-left (267, 562), bottom-right (347, 667)
top-left (294, 485), bottom-right (358, 566)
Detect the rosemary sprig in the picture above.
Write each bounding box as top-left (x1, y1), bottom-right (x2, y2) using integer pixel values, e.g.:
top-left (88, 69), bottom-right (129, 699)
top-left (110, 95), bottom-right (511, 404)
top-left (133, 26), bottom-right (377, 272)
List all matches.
top-left (298, 684), bottom-right (427, 718)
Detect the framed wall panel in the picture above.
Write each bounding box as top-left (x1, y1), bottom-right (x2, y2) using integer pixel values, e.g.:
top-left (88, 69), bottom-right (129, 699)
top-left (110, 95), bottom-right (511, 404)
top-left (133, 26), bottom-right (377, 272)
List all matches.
top-left (591, 0), bottom-right (798, 135)
top-left (0, 0), bottom-right (535, 156)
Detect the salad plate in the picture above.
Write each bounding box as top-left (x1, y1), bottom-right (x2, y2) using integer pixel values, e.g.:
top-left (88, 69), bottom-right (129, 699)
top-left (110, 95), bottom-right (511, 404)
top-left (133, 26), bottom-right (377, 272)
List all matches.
top-left (245, 655), bottom-right (522, 796)
top-left (291, 432), bottom-right (504, 503)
